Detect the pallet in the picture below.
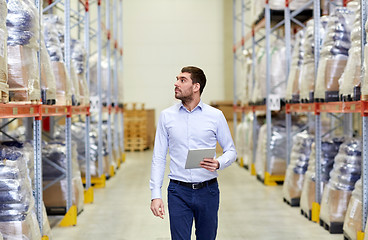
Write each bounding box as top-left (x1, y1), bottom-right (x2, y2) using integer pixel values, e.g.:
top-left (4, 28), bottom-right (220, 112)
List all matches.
top-left (300, 209), bottom-right (312, 221)
top-left (283, 197), bottom-right (300, 207)
top-left (319, 218), bottom-right (344, 234)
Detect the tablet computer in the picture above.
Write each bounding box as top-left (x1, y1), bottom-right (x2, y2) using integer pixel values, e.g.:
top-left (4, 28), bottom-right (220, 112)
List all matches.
top-left (185, 148), bottom-right (216, 169)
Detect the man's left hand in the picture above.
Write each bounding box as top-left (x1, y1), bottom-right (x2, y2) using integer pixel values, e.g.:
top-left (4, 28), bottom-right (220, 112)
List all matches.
top-left (200, 158), bottom-right (219, 172)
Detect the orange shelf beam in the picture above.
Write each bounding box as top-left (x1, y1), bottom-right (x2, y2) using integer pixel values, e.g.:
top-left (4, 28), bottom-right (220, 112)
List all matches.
top-left (0, 104), bottom-right (40, 119)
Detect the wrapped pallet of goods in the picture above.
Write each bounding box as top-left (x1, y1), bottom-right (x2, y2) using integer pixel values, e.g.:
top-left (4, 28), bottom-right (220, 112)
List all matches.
top-left (40, 35), bottom-right (57, 105)
top-left (0, 0), bottom-right (8, 103)
top-left (299, 17), bottom-right (329, 102)
top-left (0, 143), bottom-right (42, 239)
top-left (251, 49), bottom-right (265, 105)
top-left (71, 39), bottom-right (89, 106)
top-left (314, 7), bottom-right (354, 102)
top-left (42, 142), bottom-right (84, 215)
top-left (243, 114), bottom-right (254, 167)
top-left (319, 139), bottom-right (361, 234)
top-left (6, 0), bottom-right (41, 103)
top-left (361, 20), bottom-right (368, 100)
top-left (89, 56), bottom-right (113, 106)
top-left (255, 120), bottom-right (287, 181)
top-left (285, 29), bottom-right (304, 103)
top-left (300, 137), bottom-right (344, 220)
top-left (43, 14), bottom-right (72, 106)
top-left (338, 0), bottom-right (361, 101)
top-left (282, 131), bottom-right (313, 206)
top-left (343, 179), bottom-right (362, 240)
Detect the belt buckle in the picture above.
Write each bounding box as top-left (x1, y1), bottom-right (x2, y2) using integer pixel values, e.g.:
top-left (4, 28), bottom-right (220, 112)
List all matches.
top-left (192, 183), bottom-right (201, 190)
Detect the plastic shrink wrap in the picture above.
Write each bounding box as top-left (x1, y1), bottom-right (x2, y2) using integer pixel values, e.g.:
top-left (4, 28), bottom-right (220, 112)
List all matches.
top-left (251, 49), bottom-right (265, 104)
top-left (320, 139), bottom-right (361, 232)
top-left (71, 39), bottom-right (89, 106)
top-left (282, 131), bottom-right (313, 206)
top-left (6, 0), bottom-right (41, 103)
top-left (0, 143), bottom-right (41, 239)
top-left (299, 17), bottom-right (329, 102)
top-left (343, 179), bottom-right (362, 240)
top-left (42, 142), bottom-right (84, 214)
top-left (235, 114), bottom-right (254, 167)
top-left (43, 15), bottom-right (72, 105)
top-left (339, 0), bottom-right (361, 101)
top-left (300, 137), bottom-right (344, 218)
top-left (314, 7), bottom-right (354, 102)
top-left (237, 55), bottom-right (252, 105)
top-left (0, 0), bottom-right (8, 103)
top-left (90, 56), bottom-right (113, 104)
top-left (361, 19), bottom-right (368, 100)
top-left (255, 121), bottom-right (287, 180)
top-left (40, 36), bottom-right (57, 104)
top-left (285, 29), bottom-right (304, 103)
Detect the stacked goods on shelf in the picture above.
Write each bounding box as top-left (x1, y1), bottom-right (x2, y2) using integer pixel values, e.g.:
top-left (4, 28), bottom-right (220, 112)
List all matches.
top-left (299, 16), bottom-right (329, 102)
top-left (40, 33), bottom-right (57, 105)
top-left (282, 131), bottom-right (313, 206)
top-left (300, 137), bottom-right (344, 219)
top-left (252, 40), bottom-right (286, 104)
top-left (0, 0), bottom-right (8, 103)
top-left (343, 179), bottom-right (362, 240)
top-left (89, 56), bottom-right (113, 105)
top-left (361, 18), bottom-right (368, 100)
top-left (68, 122), bottom-right (110, 178)
top-left (339, 0), bottom-right (361, 101)
top-left (285, 29), bottom-right (304, 103)
top-left (237, 55), bottom-right (252, 106)
top-left (6, 0), bottom-right (41, 103)
top-left (319, 139), bottom-right (361, 234)
top-left (43, 14), bottom-right (72, 106)
top-left (0, 143), bottom-right (42, 239)
top-left (71, 39), bottom-right (89, 106)
top-left (235, 113), bottom-right (254, 167)
top-left (268, 0), bottom-right (312, 10)
top-left (314, 7), bottom-right (354, 102)
top-left (42, 142), bottom-right (84, 215)
top-left (124, 103), bottom-right (148, 152)
top-left (255, 119), bottom-right (287, 181)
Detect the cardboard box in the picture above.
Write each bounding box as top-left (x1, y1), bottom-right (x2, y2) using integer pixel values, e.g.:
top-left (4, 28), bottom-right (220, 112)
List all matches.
top-left (210, 100), bottom-right (241, 121)
top-left (43, 177), bottom-right (84, 213)
top-left (146, 109), bottom-right (156, 149)
top-left (52, 61), bottom-right (71, 105)
top-left (0, 212), bottom-right (41, 239)
top-left (288, 172), bottom-right (304, 199)
top-left (343, 195), bottom-right (362, 239)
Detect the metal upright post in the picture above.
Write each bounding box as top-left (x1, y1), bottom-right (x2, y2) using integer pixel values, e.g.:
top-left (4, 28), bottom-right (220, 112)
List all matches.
top-left (312, 0), bottom-right (322, 223)
top-left (113, 0), bottom-right (120, 162)
top-left (232, 0), bottom-right (237, 141)
top-left (119, 0), bottom-right (124, 156)
top-left (84, 0), bottom-right (92, 191)
top-left (265, 1), bottom-right (272, 179)
top-left (251, 28), bottom-right (257, 175)
top-left (97, 0), bottom-right (104, 177)
top-left (106, 0), bottom-right (114, 175)
top-left (361, 0), bottom-right (368, 234)
top-left (64, 0), bottom-right (73, 212)
top-left (284, 0), bottom-right (292, 166)
top-left (34, 0), bottom-right (43, 233)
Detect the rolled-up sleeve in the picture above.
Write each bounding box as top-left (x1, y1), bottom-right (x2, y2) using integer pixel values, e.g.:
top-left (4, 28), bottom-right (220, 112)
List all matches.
top-left (150, 112), bottom-right (169, 200)
top-left (216, 112), bottom-right (237, 170)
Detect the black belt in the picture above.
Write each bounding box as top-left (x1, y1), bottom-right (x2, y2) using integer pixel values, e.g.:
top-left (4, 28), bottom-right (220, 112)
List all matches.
top-left (170, 178), bottom-right (217, 190)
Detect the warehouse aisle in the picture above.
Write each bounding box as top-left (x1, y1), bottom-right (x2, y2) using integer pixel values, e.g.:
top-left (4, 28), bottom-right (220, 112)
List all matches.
top-left (51, 151), bottom-right (341, 240)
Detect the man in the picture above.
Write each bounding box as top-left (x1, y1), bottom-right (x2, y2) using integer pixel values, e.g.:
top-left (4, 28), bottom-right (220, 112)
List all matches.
top-left (150, 66), bottom-right (237, 240)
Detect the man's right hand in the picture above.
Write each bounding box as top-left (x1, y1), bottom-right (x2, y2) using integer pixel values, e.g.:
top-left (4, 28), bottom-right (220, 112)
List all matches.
top-left (150, 198), bottom-right (165, 219)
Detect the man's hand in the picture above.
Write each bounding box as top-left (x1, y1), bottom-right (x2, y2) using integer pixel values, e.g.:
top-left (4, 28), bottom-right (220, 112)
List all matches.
top-left (200, 158), bottom-right (219, 172)
top-left (150, 198), bottom-right (165, 219)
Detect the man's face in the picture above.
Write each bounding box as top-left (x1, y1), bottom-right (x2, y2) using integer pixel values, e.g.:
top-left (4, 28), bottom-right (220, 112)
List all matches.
top-left (174, 72), bottom-right (198, 101)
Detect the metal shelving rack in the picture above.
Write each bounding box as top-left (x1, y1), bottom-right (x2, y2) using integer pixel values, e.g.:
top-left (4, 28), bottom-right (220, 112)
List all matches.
top-left (234, 0), bottom-right (368, 238)
top-left (0, 0), bottom-right (124, 237)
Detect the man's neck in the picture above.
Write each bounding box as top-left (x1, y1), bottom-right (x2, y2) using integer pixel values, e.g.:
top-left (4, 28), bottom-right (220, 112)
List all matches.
top-left (182, 97), bottom-right (200, 112)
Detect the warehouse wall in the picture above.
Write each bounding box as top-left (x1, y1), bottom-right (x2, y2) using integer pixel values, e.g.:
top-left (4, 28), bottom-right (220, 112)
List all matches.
top-left (122, 0), bottom-right (228, 121)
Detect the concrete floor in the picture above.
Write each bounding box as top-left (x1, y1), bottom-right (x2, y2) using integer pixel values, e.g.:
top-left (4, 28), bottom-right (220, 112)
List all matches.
top-left (51, 150), bottom-right (342, 240)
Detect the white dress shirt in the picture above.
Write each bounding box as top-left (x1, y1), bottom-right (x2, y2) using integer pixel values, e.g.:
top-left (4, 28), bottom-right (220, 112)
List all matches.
top-left (150, 100), bottom-right (237, 199)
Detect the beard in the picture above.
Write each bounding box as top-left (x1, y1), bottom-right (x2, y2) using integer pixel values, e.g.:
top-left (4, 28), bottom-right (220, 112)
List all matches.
top-left (175, 89), bottom-right (194, 103)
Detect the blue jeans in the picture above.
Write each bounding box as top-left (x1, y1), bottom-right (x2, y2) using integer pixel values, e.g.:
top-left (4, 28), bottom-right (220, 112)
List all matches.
top-left (167, 180), bottom-right (220, 240)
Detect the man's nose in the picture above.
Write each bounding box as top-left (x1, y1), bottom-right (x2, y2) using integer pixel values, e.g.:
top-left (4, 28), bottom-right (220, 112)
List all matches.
top-left (174, 80), bottom-right (180, 87)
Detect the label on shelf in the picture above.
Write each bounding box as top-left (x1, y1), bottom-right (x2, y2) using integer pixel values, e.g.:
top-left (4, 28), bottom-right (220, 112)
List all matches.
top-left (268, 95), bottom-right (280, 111)
top-left (12, 108), bottom-right (17, 115)
top-left (90, 96), bottom-right (99, 113)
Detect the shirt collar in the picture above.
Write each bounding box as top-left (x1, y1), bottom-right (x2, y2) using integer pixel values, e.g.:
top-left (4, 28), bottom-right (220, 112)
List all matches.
top-left (179, 100), bottom-right (203, 113)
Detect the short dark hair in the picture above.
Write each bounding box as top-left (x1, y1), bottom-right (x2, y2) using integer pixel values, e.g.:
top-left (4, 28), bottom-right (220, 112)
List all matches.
top-left (181, 66), bottom-right (206, 95)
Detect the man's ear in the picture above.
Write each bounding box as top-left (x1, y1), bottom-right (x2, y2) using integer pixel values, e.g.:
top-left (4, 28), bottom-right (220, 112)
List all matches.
top-left (193, 83), bottom-right (200, 93)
